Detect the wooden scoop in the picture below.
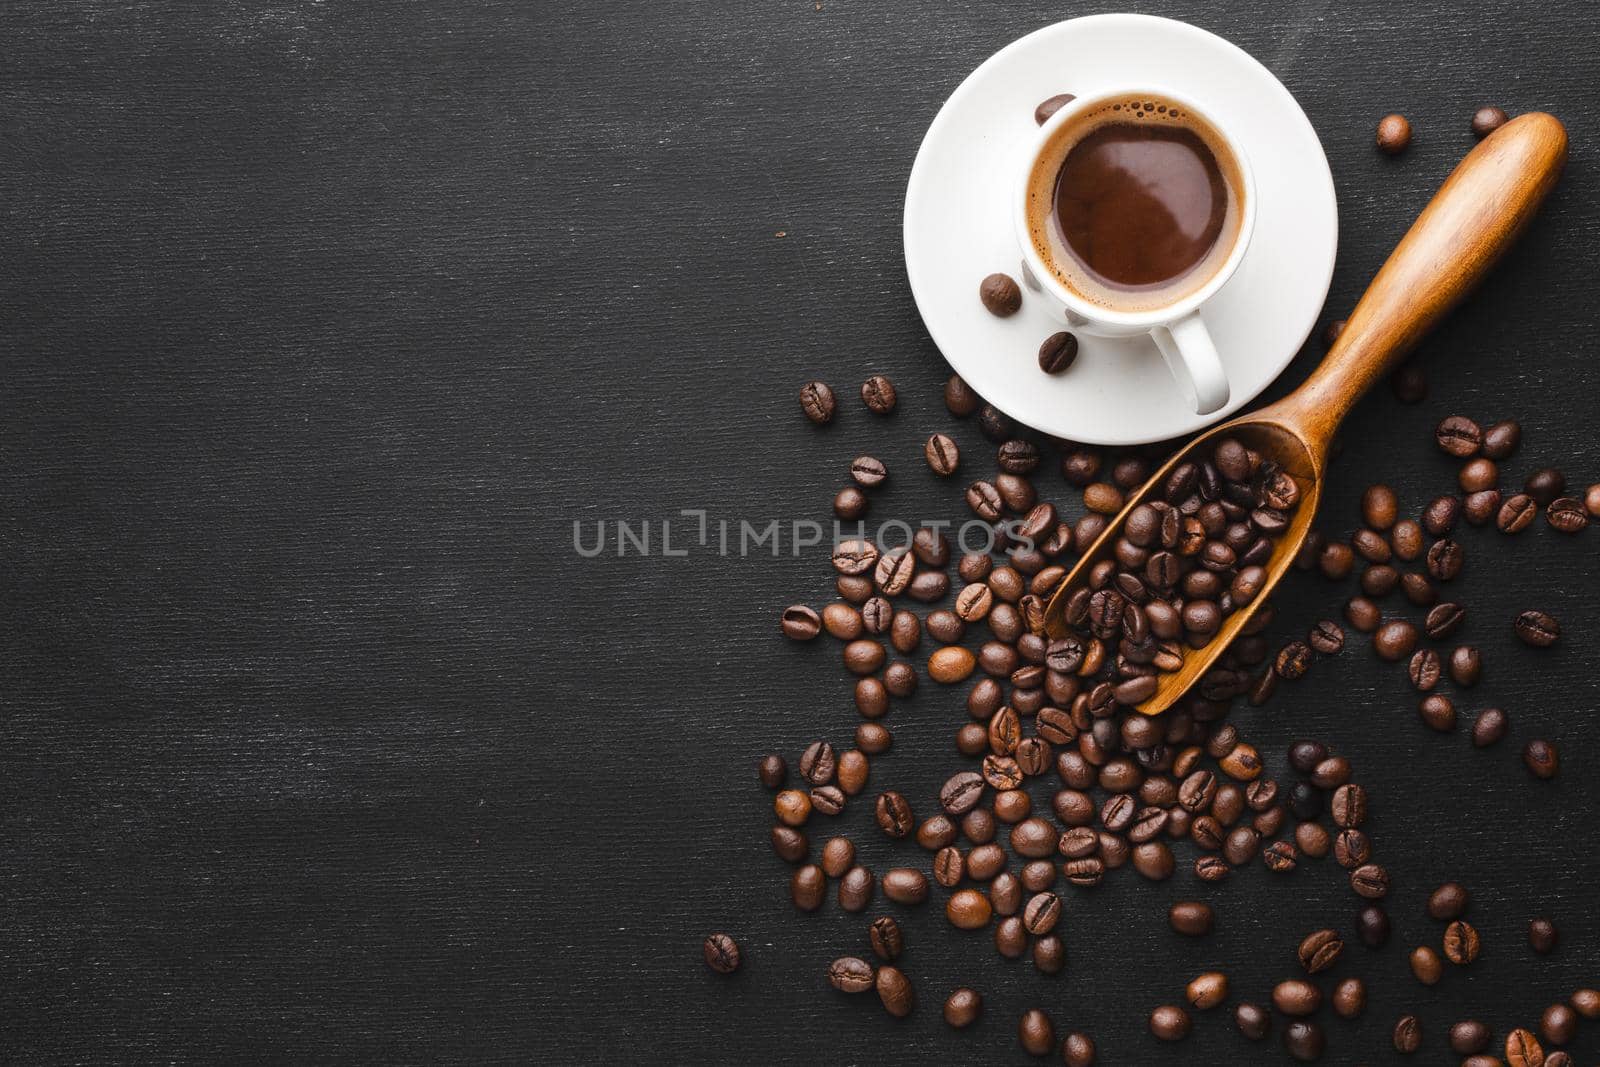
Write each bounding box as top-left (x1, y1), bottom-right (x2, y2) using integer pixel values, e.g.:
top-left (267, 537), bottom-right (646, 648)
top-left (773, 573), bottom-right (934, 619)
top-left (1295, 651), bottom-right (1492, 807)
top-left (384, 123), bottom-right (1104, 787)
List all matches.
top-left (1043, 112), bottom-right (1568, 715)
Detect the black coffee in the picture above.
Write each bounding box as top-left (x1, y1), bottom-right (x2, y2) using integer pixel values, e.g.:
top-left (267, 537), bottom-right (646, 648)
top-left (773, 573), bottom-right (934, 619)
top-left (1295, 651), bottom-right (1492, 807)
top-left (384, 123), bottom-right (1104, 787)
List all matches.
top-left (1027, 94), bottom-right (1244, 311)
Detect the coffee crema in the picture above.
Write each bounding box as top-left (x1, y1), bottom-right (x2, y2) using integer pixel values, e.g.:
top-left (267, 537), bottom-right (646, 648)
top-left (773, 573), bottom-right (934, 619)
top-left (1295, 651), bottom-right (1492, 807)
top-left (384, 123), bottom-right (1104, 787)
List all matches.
top-left (1027, 94), bottom-right (1245, 312)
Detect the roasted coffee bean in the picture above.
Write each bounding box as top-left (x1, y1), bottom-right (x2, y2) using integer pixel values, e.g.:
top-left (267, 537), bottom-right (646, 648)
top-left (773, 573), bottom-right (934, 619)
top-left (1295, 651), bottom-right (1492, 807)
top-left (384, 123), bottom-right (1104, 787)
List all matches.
top-left (1447, 644), bottom-right (1481, 686)
top-left (1218, 744), bottom-right (1262, 781)
top-left (1275, 641), bottom-right (1313, 679)
top-left (1572, 987), bottom-right (1600, 1018)
top-left (1298, 928), bottom-right (1344, 973)
top-left (1524, 739), bottom-right (1560, 779)
top-left (1505, 1028), bottom-right (1544, 1067)
top-left (1472, 707), bottom-right (1508, 747)
top-left (980, 272), bottom-right (1023, 316)
top-left (820, 836), bottom-right (856, 878)
top-left (942, 374), bottom-right (983, 418)
top-left (1288, 780), bottom-right (1322, 820)
top-left (1017, 1007), bottom-right (1056, 1055)
top-left (1471, 104), bottom-right (1510, 137)
top-left (1542, 1003), bottom-right (1577, 1045)
top-left (759, 753), bottom-right (788, 789)
top-left (1399, 571), bottom-right (1435, 606)
top-left (1436, 415), bottom-right (1483, 457)
top-left (1195, 855), bottom-right (1230, 882)
top-left (1373, 619), bottom-right (1419, 661)
top-left (1356, 903), bottom-right (1391, 948)
top-left (833, 539), bottom-right (879, 577)
top-left (829, 955), bottom-right (876, 992)
top-left (946, 888), bottom-right (992, 929)
top-left (1419, 693), bottom-right (1456, 732)
top-left (823, 603), bottom-right (865, 641)
top-left (1345, 596), bottom-right (1381, 633)
top-left (924, 433), bottom-right (961, 477)
top-left (858, 375), bottom-right (897, 415)
top-left (1063, 857), bottom-right (1105, 887)
top-left (1149, 1005), bottom-right (1191, 1041)
top-left (838, 575), bottom-right (874, 604)
top-left (1304, 620), bottom-right (1343, 655)
top-left (1331, 977), bottom-right (1365, 1019)
top-left (799, 380), bottom-right (837, 423)
top-left (1132, 841), bottom-right (1175, 881)
top-left (1425, 601), bottom-right (1466, 639)
top-left (1529, 916), bottom-right (1559, 953)
top-left (1169, 901), bottom-right (1213, 936)
top-left (1359, 484), bottom-right (1399, 529)
top-left (1022, 892), bottom-right (1061, 935)
top-left (889, 611), bottom-right (921, 655)
top-left (844, 639), bottom-right (887, 676)
top-left (810, 785), bottom-right (845, 815)
top-left (1263, 840), bottom-right (1297, 872)
top-left (775, 789), bottom-right (812, 827)
top-left (1186, 972), bottom-right (1228, 1010)
top-left (792, 864), bottom-right (826, 910)
top-left (1393, 1014), bottom-right (1422, 1054)
top-left (1223, 826), bottom-right (1260, 865)
top-left (1335, 828), bottom-right (1371, 869)
top-left (1376, 112), bottom-right (1412, 153)
top-left (1287, 740), bottom-right (1327, 775)
top-left (1426, 538), bottom-right (1464, 580)
top-left (1515, 609), bottom-right (1560, 647)
top-left (704, 932), bottom-right (741, 973)
top-left (875, 791), bottom-right (913, 838)
top-left (1459, 455), bottom-right (1499, 492)
top-left (1427, 881), bottom-right (1469, 920)
top-left (1408, 648), bottom-right (1441, 691)
top-left (1311, 756), bottom-right (1351, 789)
top-left (1546, 496), bottom-right (1588, 533)
top-left (1273, 979), bottom-right (1321, 1016)
top-left (977, 404), bottom-right (1012, 442)
top-left (876, 964), bottom-right (914, 1017)
top-left (1351, 527), bottom-right (1391, 563)
top-left (943, 987), bottom-right (982, 1028)
top-left (1395, 518), bottom-right (1420, 559)
top-left (855, 721), bottom-right (892, 754)
top-left (1235, 1002), bottom-right (1270, 1041)
top-left (1422, 494), bottom-right (1461, 536)
top-left (770, 825), bottom-right (808, 863)
top-left (1523, 466), bottom-right (1565, 505)
top-left (1497, 491), bottom-right (1540, 535)
top-left (882, 867), bottom-right (929, 905)
top-left (781, 604), bottom-right (823, 640)
top-left (1010, 817), bottom-right (1058, 858)
top-left (1083, 482), bottom-right (1124, 515)
top-left (867, 915), bottom-right (904, 961)
top-left (1450, 1019), bottom-right (1491, 1055)
top-left (1410, 944), bottom-right (1443, 984)
top-left (966, 481), bottom-right (1002, 522)
top-left (799, 741), bottom-right (837, 785)
top-left (1464, 488), bottom-right (1502, 525)
top-left (834, 486), bottom-right (869, 520)
top-left (1444, 919), bottom-right (1481, 964)
top-left (1331, 784), bottom-right (1367, 828)
top-left (928, 646), bottom-right (976, 684)
top-left (1351, 863), bottom-right (1390, 899)
top-left (1038, 331), bottom-right (1080, 375)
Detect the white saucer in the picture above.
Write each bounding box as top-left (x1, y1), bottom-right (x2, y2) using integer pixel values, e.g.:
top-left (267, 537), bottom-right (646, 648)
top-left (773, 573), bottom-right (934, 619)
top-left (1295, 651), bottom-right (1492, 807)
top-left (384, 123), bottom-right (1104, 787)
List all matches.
top-left (903, 14), bottom-right (1337, 445)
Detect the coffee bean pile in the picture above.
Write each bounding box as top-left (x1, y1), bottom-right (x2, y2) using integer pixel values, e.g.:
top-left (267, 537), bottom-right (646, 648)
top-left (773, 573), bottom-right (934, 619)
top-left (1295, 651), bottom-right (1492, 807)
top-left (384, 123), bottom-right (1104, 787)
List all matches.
top-left (704, 374), bottom-right (1594, 1063)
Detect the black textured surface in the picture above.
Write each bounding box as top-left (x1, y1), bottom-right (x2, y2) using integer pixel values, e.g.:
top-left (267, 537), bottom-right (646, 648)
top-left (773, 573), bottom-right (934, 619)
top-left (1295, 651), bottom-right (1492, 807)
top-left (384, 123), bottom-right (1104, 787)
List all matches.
top-left (4, 1), bottom-right (1600, 1063)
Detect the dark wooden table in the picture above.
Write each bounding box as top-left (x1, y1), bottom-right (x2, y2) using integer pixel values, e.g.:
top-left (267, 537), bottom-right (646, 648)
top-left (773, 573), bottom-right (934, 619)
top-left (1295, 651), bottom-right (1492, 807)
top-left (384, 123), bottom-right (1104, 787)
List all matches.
top-left (5, 1), bottom-right (1599, 1062)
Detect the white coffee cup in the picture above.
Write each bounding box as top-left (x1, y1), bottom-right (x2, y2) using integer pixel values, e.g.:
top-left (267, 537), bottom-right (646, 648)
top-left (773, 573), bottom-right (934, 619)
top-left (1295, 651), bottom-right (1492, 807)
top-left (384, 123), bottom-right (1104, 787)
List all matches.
top-left (1014, 88), bottom-right (1257, 416)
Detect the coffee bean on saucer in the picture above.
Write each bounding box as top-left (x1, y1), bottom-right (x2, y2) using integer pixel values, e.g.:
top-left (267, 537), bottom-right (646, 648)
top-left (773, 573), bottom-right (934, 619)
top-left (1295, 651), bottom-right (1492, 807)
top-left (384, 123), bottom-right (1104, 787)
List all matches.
top-left (1529, 916), bottom-right (1559, 952)
top-left (980, 273), bottom-right (1022, 317)
top-left (799, 381), bottom-right (836, 423)
top-left (1523, 739), bottom-right (1560, 779)
top-left (1514, 609), bottom-right (1560, 647)
top-left (1039, 331), bottom-right (1079, 375)
top-left (945, 374), bottom-right (981, 417)
top-left (1034, 93), bottom-right (1077, 125)
top-left (925, 433), bottom-right (960, 476)
top-left (860, 375), bottom-right (897, 414)
top-left (1472, 106), bottom-right (1509, 137)
top-left (703, 931), bottom-right (741, 973)
top-left (1377, 113), bottom-right (1413, 153)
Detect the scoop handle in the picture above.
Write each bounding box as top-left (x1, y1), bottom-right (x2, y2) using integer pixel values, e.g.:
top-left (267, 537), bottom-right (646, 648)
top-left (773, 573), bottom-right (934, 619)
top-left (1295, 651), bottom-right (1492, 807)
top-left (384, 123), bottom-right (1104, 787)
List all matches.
top-left (1269, 112), bottom-right (1567, 438)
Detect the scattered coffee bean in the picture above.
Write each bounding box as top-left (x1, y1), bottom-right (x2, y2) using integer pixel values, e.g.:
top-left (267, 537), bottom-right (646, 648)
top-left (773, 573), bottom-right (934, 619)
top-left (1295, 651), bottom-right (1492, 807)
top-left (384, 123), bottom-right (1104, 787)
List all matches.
top-left (1472, 105), bottom-right (1509, 137)
top-left (1039, 332), bottom-right (1079, 375)
top-left (1449, 645), bottom-right (1482, 686)
top-left (1523, 739), bottom-right (1560, 779)
top-left (1542, 1002), bottom-right (1577, 1045)
top-left (1444, 919), bottom-right (1481, 964)
top-left (1351, 863), bottom-right (1390, 899)
top-left (850, 455), bottom-right (888, 488)
top-left (1529, 916), bottom-right (1559, 953)
top-left (1273, 979), bottom-right (1321, 1016)
top-left (876, 964), bottom-right (914, 1017)
top-left (1357, 904), bottom-right (1391, 948)
top-left (1408, 648), bottom-right (1441, 691)
top-left (1505, 1028), bottom-right (1544, 1067)
top-left (943, 987), bottom-right (981, 1028)
top-left (1377, 113), bottom-right (1413, 153)
top-left (704, 932), bottom-right (741, 973)
top-left (1186, 972), bottom-right (1228, 1010)
top-left (946, 888), bottom-right (992, 929)
top-left (1169, 901), bottom-right (1213, 936)
top-left (869, 915), bottom-right (903, 960)
top-left (1332, 977), bottom-right (1365, 1019)
top-left (1393, 1014), bottom-right (1422, 1054)
top-left (1298, 928), bottom-right (1344, 973)
top-left (1235, 1001), bottom-right (1270, 1040)
top-left (924, 433), bottom-right (960, 476)
top-left (799, 380), bottom-right (837, 424)
top-left (944, 374), bottom-right (980, 417)
top-left (1450, 1019), bottom-right (1491, 1055)
top-left (1149, 1004), bottom-right (1191, 1041)
top-left (1019, 1008), bottom-right (1056, 1056)
top-left (1571, 988), bottom-right (1600, 1017)
top-left (1428, 881), bottom-right (1469, 920)
top-left (1547, 496), bottom-right (1588, 532)
top-left (1391, 363), bottom-right (1427, 403)
top-left (1419, 693), bottom-right (1456, 732)
top-left (1499, 492), bottom-right (1538, 532)
top-left (792, 864), bottom-right (826, 910)
top-left (860, 375), bottom-right (897, 415)
top-left (1409, 944), bottom-right (1443, 985)
top-left (759, 753), bottom-right (788, 788)
top-left (980, 273), bottom-right (1022, 317)
top-left (1472, 707), bottom-right (1509, 747)
top-left (829, 955), bottom-right (876, 992)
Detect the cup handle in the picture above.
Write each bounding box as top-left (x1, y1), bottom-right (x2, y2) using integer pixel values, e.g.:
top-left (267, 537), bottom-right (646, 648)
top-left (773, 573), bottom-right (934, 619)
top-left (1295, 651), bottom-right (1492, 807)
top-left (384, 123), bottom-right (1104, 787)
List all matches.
top-left (1151, 311), bottom-right (1231, 416)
